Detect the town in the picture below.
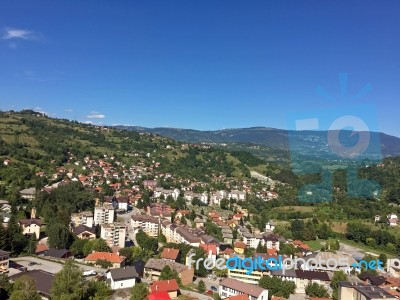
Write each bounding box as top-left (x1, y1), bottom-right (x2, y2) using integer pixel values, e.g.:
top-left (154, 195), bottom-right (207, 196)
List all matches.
top-left (1, 141), bottom-right (400, 300)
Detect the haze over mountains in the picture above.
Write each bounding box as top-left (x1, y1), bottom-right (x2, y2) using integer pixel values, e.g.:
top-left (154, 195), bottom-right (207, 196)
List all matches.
top-left (116, 126), bottom-right (400, 159)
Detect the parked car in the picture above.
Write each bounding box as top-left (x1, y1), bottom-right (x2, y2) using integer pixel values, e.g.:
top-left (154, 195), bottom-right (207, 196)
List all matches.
top-left (83, 269), bottom-right (97, 277)
top-left (211, 286), bottom-right (218, 292)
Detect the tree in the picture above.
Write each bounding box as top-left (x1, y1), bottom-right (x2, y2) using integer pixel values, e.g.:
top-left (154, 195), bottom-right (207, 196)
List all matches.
top-left (331, 270), bottom-right (347, 300)
top-left (83, 239), bottom-right (111, 256)
top-left (51, 260), bottom-right (87, 300)
top-left (305, 282), bottom-right (329, 298)
top-left (95, 259), bottom-right (112, 269)
top-left (379, 253), bottom-right (387, 268)
top-left (70, 239), bottom-right (88, 257)
top-left (87, 281), bottom-right (113, 300)
top-left (213, 267), bottom-right (228, 278)
top-left (130, 283), bottom-right (148, 300)
top-left (220, 198), bottom-right (229, 210)
top-left (159, 265), bottom-right (181, 284)
top-left (47, 222), bottom-right (71, 249)
top-left (198, 280), bottom-right (206, 293)
top-left (0, 274), bottom-right (13, 299)
top-left (259, 275), bottom-right (296, 299)
top-left (9, 275), bottom-right (42, 300)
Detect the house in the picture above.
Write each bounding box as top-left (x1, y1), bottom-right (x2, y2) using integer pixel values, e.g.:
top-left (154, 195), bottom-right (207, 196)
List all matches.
top-left (387, 213), bottom-right (398, 226)
top-left (219, 278), bottom-right (268, 300)
top-left (149, 292), bottom-right (171, 300)
top-left (0, 250), bottom-right (9, 274)
top-left (19, 209), bottom-right (43, 240)
top-left (3, 159), bottom-right (11, 166)
top-left (116, 196), bottom-right (129, 211)
top-left (265, 220), bottom-right (275, 232)
top-left (19, 187), bottom-right (36, 200)
top-left (45, 248), bottom-right (72, 259)
top-left (85, 251), bottom-right (126, 269)
top-left (106, 266), bottom-right (139, 290)
top-left (201, 244), bottom-right (218, 263)
top-left (72, 225), bottom-right (96, 240)
top-left (149, 279), bottom-right (180, 299)
top-left (35, 244), bottom-right (49, 256)
top-left (10, 270), bottom-right (55, 299)
top-left (339, 282), bottom-right (397, 300)
top-left (100, 222), bottom-right (126, 248)
top-left (294, 270), bottom-right (330, 294)
top-left (226, 296), bottom-right (250, 300)
top-left (144, 258), bottom-right (194, 285)
top-left (234, 241), bottom-right (247, 254)
top-left (161, 248), bottom-right (180, 262)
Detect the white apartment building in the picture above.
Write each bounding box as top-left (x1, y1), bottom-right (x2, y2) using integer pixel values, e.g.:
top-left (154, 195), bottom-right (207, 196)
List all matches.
top-left (94, 204), bottom-right (115, 225)
top-left (100, 222), bottom-right (126, 248)
top-left (71, 211), bottom-right (94, 227)
top-left (131, 214), bottom-right (159, 237)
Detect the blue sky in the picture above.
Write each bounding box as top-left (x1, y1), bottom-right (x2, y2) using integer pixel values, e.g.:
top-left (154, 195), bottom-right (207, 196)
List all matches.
top-left (0, 1), bottom-right (399, 136)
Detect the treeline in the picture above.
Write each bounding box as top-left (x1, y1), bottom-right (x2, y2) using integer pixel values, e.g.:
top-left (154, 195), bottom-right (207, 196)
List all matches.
top-left (346, 221), bottom-right (400, 254)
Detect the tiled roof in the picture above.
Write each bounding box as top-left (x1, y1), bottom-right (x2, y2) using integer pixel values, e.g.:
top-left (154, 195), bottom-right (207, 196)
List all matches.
top-left (85, 251), bottom-right (125, 263)
top-left (161, 248), bottom-right (179, 260)
top-left (220, 278), bottom-right (266, 298)
top-left (149, 279), bottom-right (179, 293)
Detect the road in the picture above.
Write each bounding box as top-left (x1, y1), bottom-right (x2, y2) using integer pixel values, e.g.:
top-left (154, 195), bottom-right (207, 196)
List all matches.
top-left (118, 207), bottom-right (141, 247)
top-left (194, 276), bottom-right (220, 293)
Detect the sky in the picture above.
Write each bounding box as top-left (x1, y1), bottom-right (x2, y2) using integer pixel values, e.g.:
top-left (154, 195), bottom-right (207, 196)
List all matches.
top-left (0, 1), bottom-right (399, 136)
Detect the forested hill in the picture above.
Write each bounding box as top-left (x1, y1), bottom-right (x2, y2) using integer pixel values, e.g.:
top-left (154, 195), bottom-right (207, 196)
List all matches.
top-left (0, 110), bottom-right (273, 193)
top-left (116, 125), bottom-right (400, 158)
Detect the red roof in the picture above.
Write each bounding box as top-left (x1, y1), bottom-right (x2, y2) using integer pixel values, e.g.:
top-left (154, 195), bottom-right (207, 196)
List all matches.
top-left (161, 248), bottom-right (180, 260)
top-left (227, 295), bottom-right (249, 300)
top-left (35, 244), bottom-right (49, 253)
top-left (149, 279), bottom-right (179, 293)
top-left (85, 252), bottom-right (125, 263)
top-left (234, 241), bottom-right (247, 249)
top-left (200, 244), bottom-right (217, 255)
top-left (148, 292), bottom-right (171, 300)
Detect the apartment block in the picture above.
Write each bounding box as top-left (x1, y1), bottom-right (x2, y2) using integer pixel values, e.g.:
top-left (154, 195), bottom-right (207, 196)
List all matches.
top-left (219, 278), bottom-right (268, 300)
top-left (100, 222), bottom-right (126, 248)
top-left (71, 211), bottom-right (94, 227)
top-left (94, 203), bottom-right (115, 225)
top-left (131, 214), bottom-right (159, 237)
top-left (339, 282), bottom-right (397, 300)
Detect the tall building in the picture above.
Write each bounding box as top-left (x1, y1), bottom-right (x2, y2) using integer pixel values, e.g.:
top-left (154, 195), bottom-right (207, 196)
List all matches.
top-left (131, 214), bottom-right (159, 237)
top-left (100, 222), bottom-right (126, 248)
top-left (71, 211), bottom-right (94, 227)
top-left (94, 203), bottom-right (115, 225)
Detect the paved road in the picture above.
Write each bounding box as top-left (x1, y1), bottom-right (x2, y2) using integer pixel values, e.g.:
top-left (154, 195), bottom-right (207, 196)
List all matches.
top-left (118, 208), bottom-right (140, 247)
top-left (194, 276), bottom-right (220, 293)
top-left (181, 290), bottom-right (214, 300)
top-left (339, 243), bottom-right (369, 260)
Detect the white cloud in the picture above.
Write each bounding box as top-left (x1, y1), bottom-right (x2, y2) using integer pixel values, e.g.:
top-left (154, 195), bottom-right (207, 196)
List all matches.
top-left (86, 113), bottom-right (105, 119)
top-left (2, 28), bottom-right (37, 40)
top-left (65, 109), bottom-right (73, 112)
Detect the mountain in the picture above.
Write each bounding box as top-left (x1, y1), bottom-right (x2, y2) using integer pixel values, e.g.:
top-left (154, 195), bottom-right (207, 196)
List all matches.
top-left (116, 126), bottom-right (400, 159)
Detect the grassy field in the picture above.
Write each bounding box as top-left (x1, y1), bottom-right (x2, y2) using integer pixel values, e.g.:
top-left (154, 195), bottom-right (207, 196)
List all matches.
top-left (304, 240), bottom-right (325, 251)
top-left (271, 206), bottom-right (315, 213)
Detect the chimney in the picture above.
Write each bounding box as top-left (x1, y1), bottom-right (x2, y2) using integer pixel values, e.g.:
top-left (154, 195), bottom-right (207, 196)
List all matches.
top-left (31, 207), bottom-right (36, 219)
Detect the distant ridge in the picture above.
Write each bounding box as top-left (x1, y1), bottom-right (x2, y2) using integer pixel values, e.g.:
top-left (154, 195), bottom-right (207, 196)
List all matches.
top-left (115, 125), bottom-right (400, 158)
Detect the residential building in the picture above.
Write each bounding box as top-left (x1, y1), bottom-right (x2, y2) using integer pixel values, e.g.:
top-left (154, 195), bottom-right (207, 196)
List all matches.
top-left (144, 258), bottom-right (194, 285)
top-left (100, 222), bottom-right (126, 248)
top-left (72, 225), bottom-right (96, 240)
top-left (234, 241), bottom-right (246, 254)
top-left (94, 203), bottom-right (115, 225)
top-left (106, 266), bottom-right (139, 290)
top-left (0, 250), bottom-right (9, 274)
top-left (219, 278), bottom-right (268, 300)
top-left (149, 279), bottom-right (180, 299)
top-left (19, 187), bottom-right (36, 200)
top-left (387, 213), bottom-right (398, 226)
top-left (44, 248), bottom-right (72, 259)
top-left (131, 214), bottom-right (159, 237)
top-left (339, 282), bottom-right (397, 300)
top-left (85, 252), bottom-right (126, 269)
top-left (294, 270), bottom-right (330, 294)
top-left (19, 218), bottom-right (43, 239)
top-left (10, 270), bottom-right (55, 299)
top-left (71, 211), bottom-right (94, 227)
top-left (161, 248), bottom-right (180, 262)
